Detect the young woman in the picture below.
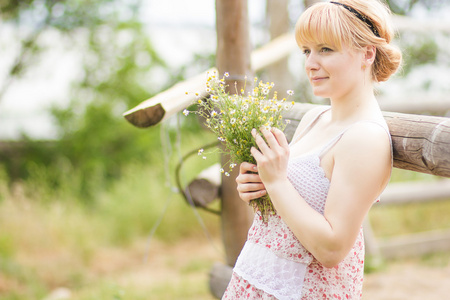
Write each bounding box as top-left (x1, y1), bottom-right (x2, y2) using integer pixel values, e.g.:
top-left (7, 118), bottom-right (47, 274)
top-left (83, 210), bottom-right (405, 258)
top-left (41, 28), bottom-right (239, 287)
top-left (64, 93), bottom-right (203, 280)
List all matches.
top-left (222, 0), bottom-right (402, 299)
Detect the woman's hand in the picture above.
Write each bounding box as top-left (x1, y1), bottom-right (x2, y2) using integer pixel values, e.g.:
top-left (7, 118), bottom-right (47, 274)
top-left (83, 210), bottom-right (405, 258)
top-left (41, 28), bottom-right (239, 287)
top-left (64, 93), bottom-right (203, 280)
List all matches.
top-left (250, 127), bottom-right (290, 186)
top-left (236, 162), bottom-right (266, 204)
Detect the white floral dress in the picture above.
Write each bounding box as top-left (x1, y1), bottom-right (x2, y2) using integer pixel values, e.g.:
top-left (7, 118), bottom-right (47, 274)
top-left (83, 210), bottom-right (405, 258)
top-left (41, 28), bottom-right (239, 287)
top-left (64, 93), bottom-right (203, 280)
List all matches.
top-left (222, 109), bottom-right (390, 300)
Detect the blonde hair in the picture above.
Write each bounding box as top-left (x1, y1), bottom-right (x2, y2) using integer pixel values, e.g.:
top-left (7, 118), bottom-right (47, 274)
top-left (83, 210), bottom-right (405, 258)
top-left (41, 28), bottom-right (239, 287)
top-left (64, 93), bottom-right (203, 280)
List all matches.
top-left (295, 0), bottom-right (402, 82)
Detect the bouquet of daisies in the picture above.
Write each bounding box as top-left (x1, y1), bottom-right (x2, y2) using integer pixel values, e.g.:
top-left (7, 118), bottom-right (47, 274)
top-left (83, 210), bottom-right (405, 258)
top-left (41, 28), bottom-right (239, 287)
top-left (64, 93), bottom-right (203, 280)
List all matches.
top-left (184, 72), bottom-right (294, 221)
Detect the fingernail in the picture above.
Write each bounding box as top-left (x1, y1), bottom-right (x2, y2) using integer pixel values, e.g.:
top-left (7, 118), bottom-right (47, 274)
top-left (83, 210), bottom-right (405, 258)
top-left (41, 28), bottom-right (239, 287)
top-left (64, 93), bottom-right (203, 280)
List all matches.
top-left (251, 128), bottom-right (256, 135)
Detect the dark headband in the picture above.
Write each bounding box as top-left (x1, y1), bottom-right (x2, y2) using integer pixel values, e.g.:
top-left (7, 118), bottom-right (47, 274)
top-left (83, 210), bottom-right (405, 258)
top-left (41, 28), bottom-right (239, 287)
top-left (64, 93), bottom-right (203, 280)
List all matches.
top-left (330, 1), bottom-right (380, 37)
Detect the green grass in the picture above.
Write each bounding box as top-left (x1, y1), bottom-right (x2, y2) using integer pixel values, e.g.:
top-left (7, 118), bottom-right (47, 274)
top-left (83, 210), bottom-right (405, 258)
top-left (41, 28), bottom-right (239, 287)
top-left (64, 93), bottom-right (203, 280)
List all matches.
top-left (370, 168), bottom-right (450, 238)
top-left (0, 123), bottom-right (223, 299)
top-left (369, 200), bottom-right (450, 237)
top-left (1, 132), bottom-right (450, 299)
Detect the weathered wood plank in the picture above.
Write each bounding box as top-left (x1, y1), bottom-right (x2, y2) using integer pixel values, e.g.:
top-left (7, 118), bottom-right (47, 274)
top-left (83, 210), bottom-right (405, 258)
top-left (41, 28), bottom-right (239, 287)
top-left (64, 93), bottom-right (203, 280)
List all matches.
top-left (384, 112), bottom-right (450, 177)
top-left (378, 229), bottom-right (450, 259)
top-left (185, 164), bottom-right (221, 208)
top-left (282, 103), bottom-right (317, 142)
top-left (380, 179), bottom-right (450, 205)
top-left (123, 68), bottom-right (216, 128)
top-left (209, 262), bottom-right (233, 299)
top-left (393, 15), bottom-right (450, 34)
top-left (283, 104), bottom-right (450, 178)
top-left (378, 98), bottom-right (450, 114)
top-left (123, 33), bottom-right (297, 128)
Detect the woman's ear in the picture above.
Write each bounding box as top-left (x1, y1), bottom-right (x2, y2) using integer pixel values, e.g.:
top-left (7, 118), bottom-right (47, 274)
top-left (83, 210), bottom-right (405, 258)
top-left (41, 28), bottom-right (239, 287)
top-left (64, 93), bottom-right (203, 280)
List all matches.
top-left (364, 45), bottom-right (377, 66)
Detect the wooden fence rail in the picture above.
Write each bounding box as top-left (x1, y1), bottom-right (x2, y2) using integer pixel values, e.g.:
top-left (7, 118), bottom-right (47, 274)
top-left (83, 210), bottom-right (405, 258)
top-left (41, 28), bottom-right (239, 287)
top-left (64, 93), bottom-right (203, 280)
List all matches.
top-left (283, 104), bottom-right (450, 178)
top-left (123, 33), bottom-right (296, 128)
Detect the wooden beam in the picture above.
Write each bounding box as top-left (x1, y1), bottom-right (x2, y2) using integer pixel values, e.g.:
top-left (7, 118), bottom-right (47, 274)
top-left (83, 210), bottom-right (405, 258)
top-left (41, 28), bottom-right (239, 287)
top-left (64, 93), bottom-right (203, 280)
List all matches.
top-left (122, 33), bottom-right (297, 128)
top-left (185, 163), bottom-right (221, 208)
top-left (378, 229), bottom-right (450, 259)
top-left (385, 112), bottom-right (450, 177)
top-left (283, 104), bottom-right (450, 178)
top-left (380, 179), bottom-right (450, 205)
top-left (393, 15), bottom-right (450, 34)
top-left (123, 68), bottom-right (216, 128)
top-left (378, 97), bottom-right (450, 115)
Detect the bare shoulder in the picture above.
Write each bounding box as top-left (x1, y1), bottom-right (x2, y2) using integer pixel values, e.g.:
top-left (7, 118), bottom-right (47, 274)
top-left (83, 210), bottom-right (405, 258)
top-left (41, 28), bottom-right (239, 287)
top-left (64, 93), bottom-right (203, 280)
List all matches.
top-left (302, 105), bottom-right (329, 124)
top-left (292, 106), bottom-right (330, 137)
top-left (336, 121), bottom-right (391, 166)
top-left (329, 121), bottom-right (392, 200)
top-left (342, 121), bottom-right (390, 148)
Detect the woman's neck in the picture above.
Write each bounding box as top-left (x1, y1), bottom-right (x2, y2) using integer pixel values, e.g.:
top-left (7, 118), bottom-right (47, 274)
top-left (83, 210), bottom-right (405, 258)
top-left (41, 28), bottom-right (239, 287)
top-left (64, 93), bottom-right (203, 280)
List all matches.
top-left (328, 83), bottom-right (379, 124)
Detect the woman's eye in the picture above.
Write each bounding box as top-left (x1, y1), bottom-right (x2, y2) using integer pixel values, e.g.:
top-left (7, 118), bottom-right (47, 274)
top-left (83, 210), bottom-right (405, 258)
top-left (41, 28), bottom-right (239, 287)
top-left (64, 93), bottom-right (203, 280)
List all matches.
top-left (321, 47), bottom-right (332, 53)
top-left (302, 49), bottom-right (311, 56)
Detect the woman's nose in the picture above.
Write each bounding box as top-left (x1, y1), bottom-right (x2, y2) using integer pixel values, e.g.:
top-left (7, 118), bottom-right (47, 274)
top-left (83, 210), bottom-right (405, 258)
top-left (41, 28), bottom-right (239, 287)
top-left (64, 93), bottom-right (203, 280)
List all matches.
top-left (305, 52), bottom-right (320, 72)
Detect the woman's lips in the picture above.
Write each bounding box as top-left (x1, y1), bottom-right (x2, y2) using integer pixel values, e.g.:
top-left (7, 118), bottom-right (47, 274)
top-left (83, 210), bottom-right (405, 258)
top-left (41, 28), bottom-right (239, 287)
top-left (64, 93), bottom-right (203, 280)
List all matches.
top-left (311, 76), bottom-right (328, 83)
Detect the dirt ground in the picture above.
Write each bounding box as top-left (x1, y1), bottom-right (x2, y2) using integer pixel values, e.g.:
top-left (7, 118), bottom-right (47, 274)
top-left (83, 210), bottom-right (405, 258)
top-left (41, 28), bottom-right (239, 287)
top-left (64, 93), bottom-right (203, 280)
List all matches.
top-left (363, 260), bottom-right (450, 300)
top-left (111, 237), bottom-right (450, 300)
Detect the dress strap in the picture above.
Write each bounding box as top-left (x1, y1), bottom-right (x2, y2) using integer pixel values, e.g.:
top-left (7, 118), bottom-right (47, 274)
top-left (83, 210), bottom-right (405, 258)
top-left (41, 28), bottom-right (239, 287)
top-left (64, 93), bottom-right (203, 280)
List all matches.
top-left (290, 107), bottom-right (331, 146)
top-left (318, 120), bottom-right (391, 159)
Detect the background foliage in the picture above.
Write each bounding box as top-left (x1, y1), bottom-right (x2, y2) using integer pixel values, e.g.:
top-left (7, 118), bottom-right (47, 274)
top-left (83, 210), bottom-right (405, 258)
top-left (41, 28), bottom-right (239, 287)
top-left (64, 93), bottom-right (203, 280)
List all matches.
top-left (1, 0), bottom-right (187, 201)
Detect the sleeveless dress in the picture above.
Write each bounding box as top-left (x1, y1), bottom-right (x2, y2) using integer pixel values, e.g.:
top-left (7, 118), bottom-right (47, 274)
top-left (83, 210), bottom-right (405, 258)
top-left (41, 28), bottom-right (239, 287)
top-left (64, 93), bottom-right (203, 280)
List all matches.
top-left (222, 108), bottom-right (391, 300)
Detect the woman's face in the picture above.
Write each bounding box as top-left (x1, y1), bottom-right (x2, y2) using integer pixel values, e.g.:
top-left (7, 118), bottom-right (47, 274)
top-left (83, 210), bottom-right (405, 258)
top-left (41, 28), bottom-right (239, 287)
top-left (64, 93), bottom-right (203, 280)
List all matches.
top-left (301, 42), bottom-right (365, 100)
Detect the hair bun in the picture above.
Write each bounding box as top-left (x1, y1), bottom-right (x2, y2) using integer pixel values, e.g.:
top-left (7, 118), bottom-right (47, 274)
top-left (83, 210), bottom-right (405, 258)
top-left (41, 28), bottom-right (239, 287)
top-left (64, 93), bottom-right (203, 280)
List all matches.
top-left (373, 42), bottom-right (402, 82)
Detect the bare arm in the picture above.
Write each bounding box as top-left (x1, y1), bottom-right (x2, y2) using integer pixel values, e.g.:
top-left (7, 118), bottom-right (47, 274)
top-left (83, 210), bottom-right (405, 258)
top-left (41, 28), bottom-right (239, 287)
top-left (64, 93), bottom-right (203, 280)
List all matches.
top-left (252, 123), bottom-right (391, 268)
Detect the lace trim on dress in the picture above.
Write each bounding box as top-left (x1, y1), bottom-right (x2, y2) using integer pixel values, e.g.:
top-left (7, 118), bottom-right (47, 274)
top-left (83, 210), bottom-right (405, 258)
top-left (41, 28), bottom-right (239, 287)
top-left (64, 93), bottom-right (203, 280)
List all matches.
top-left (234, 241), bottom-right (307, 300)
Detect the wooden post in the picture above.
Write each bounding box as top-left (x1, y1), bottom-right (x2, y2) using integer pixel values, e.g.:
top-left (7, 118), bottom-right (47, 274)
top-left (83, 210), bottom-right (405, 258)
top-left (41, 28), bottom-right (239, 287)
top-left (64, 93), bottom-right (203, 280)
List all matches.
top-left (266, 0), bottom-right (292, 98)
top-left (304, 0), bottom-right (323, 8)
top-left (216, 0), bottom-right (254, 267)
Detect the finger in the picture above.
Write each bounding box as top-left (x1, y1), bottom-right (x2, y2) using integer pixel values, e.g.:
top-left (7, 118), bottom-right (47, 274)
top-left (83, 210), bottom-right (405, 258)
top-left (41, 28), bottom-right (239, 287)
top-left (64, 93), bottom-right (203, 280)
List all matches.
top-left (239, 189), bottom-right (267, 203)
top-left (271, 127), bottom-right (289, 149)
top-left (236, 173), bottom-right (263, 185)
top-left (239, 162), bottom-right (258, 174)
top-left (236, 183), bottom-right (265, 193)
top-left (250, 146), bottom-right (263, 162)
top-left (252, 128), bottom-right (270, 154)
top-left (260, 128), bottom-right (280, 150)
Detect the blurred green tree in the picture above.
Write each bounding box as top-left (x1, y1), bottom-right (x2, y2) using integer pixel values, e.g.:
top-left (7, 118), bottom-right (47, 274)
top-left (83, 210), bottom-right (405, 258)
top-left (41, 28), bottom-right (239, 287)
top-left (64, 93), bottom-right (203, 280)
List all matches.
top-left (0, 0), bottom-right (197, 201)
top-left (385, 0), bottom-right (443, 15)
